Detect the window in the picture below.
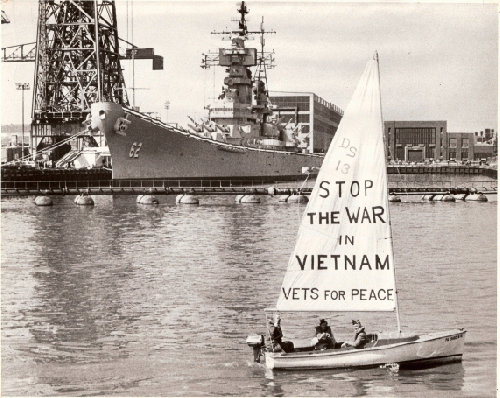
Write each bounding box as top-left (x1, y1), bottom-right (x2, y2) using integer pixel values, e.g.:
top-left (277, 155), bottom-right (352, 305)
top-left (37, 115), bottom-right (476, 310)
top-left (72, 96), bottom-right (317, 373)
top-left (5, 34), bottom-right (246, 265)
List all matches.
top-left (449, 151), bottom-right (456, 160)
top-left (297, 114), bottom-right (310, 123)
top-left (461, 151), bottom-right (468, 159)
top-left (462, 138), bottom-right (469, 148)
top-left (449, 138), bottom-right (457, 148)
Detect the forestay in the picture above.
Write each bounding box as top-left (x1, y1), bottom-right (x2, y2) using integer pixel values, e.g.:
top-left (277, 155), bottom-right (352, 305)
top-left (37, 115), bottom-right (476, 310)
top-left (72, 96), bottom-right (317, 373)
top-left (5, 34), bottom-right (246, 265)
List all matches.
top-left (276, 54), bottom-right (397, 312)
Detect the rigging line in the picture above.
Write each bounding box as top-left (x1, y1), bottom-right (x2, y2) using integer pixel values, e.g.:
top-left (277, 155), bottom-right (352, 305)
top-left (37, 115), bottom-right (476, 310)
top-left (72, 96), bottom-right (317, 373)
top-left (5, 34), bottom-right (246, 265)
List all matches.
top-left (1, 129), bottom-right (90, 167)
top-left (298, 173), bottom-right (310, 194)
top-left (378, 59), bottom-right (401, 335)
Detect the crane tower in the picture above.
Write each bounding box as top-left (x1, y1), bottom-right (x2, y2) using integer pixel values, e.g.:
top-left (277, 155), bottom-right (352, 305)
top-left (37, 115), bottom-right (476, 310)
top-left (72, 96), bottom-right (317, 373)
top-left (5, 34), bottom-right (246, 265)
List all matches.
top-left (32, 0), bottom-right (128, 159)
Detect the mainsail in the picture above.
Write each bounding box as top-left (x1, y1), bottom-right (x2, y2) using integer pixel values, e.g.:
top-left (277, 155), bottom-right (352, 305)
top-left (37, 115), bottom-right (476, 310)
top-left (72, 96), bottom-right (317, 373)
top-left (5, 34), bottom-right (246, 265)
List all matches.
top-left (276, 53), bottom-right (397, 312)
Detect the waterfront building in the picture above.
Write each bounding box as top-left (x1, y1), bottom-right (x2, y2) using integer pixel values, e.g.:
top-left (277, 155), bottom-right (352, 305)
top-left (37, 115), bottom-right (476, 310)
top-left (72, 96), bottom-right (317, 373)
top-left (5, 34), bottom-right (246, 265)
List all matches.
top-left (447, 132), bottom-right (475, 161)
top-left (385, 121), bottom-right (496, 162)
top-left (384, 120), bottom-right (446, 162)
top-left (473, 142), bottom-right (495, 161)
top-left (269, 91), bottom-right (343, 153)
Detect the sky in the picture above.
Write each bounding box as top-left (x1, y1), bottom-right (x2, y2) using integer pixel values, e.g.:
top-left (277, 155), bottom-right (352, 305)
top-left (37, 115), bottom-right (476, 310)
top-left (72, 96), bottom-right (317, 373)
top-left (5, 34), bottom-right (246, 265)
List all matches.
top-left (1, 1), bottom-right (498, 133)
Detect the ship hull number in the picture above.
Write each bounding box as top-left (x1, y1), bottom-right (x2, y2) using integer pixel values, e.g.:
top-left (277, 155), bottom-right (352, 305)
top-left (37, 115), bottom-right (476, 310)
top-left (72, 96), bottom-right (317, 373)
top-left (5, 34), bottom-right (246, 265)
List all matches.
top-left (129, 142), bottom-right (142, 158)
top-left (445, 334), bottom-right (463, 342)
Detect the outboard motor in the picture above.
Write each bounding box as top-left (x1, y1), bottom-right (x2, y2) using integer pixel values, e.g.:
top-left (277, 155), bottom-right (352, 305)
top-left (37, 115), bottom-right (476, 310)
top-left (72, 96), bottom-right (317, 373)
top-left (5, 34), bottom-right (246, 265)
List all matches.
top-left (246, 335), bottom-right (265, 363)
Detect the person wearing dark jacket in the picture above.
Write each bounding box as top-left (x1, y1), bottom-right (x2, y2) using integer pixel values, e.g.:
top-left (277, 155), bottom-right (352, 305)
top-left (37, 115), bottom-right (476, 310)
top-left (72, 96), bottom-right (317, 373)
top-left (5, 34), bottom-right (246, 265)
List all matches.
top-left (342, 320), bottom-right (368, 349)
top-left (269, 316), bottom-right (294, 353)
top-left (313, 319), bottom-right (336, 350)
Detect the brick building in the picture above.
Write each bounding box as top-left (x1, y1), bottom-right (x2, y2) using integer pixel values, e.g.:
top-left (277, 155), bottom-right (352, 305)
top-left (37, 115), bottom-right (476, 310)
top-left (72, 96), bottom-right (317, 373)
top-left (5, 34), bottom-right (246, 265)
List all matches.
top-left (384, 121), bottom-right (446, 162)
top-left (447, 132), bottom-right (474, 161)
top-left (473, 142), bottom-right (495, 161)
top-left (384, 121), bottom-right (496, 162)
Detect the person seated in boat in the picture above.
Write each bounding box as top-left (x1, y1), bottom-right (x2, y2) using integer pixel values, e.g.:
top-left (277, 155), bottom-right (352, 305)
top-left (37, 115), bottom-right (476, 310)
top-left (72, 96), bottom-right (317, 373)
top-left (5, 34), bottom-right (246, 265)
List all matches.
top-left (269, 316), bottom-right (294, 353)
top-left (313, 319), bottom-right (336, 350)
top-left (341, 320), bottom-right (368, 349)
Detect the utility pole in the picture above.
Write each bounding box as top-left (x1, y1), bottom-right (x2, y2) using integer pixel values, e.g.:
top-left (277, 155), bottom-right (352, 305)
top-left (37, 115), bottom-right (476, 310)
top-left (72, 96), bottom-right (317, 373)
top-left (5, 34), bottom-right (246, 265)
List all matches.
top-left (164, 100), bottom-right (170, 123)
top-left (15, 83), bottom-right (30, 160)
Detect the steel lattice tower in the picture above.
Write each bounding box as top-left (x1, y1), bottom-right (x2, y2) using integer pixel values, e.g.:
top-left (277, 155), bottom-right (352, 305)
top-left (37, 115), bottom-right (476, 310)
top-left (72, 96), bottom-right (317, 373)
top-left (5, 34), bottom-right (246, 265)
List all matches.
top-left (33, 0), bottom-right (128, 119)
top-left (31, 0), bottom-right (128, 158)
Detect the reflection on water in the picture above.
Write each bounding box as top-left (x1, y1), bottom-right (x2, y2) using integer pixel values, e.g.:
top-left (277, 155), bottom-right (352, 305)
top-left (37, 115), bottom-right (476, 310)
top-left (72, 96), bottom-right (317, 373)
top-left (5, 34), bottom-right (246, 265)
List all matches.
top-left (266, 361), bottom-right (465, 396)
top-left (1, 194), bottom-right (496, 397)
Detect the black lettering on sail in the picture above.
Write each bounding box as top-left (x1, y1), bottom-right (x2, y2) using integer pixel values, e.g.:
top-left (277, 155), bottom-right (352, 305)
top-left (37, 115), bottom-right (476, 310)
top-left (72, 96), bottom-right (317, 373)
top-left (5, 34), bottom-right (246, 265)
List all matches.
top-left (282, 287), bottom-right (291, 299)
top-left (372, 206), bottom-right (386, 223)
top-left (345, 255), bottom-right (356, 270)
top-left (296, 255), bottom-right (307, 270)
top-left (336, 181), bottom-right (345, 198)
top-left (331, 254), bottom-right (340, 270)
top-left (319, 181), bottom-right (330, 198)
top-left (351, 181), bottom-right (360, 197)
top-left (345, 207), bottom-right (360, 223)
top-left (361, 208), bottom-right (372, 223)
top-left (359, 255), bottom-right (372, 270)
top-left (376, 255), bottom-right (390, 270)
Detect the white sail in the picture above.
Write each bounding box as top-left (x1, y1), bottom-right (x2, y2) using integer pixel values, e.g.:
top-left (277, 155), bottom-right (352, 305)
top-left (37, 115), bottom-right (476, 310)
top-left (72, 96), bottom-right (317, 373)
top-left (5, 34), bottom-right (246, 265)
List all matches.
top-left (276, 54), bottom-right (396, 312)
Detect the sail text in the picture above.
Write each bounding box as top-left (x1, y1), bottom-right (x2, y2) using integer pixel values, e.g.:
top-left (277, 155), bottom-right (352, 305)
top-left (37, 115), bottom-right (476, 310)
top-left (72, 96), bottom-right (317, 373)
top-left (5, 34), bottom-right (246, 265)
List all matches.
top-left (319, 180), bottom-right (373, 198)
top-left (296, 254), bottom-right (390, 271)
top-left (280, 287), bottom-right (394, 301)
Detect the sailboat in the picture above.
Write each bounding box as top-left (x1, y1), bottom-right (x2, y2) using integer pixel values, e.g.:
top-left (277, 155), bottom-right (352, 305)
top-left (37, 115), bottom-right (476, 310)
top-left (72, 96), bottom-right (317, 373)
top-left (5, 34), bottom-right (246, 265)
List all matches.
top-left (246, 53), bottom-right (466, 370)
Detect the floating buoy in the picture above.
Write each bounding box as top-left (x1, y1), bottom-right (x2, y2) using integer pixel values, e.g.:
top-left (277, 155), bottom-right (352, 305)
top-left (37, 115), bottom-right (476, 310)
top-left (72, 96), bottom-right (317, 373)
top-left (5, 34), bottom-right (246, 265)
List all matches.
top-left (75, 194), bottom-right (94, 206)
top-left (138, 195), bottom-right (159, 204)
top-left (240, 195), bottom-right (261, 203)
top-left (441, 195), bottom-right (455, 202)
top-left (176, 194), bottom-right (199, 204)
top-left (464, 194), bottom-right (488, 202)
top-left (422, 194), bottom-right (450, 201)
top-left (235, 195), bottom-right (245, 203)
top-left (35, 196), bottom-right (53, 206)
top-left (278, 195), bottom-right (290, 202)
top-left (389, 195), bottom-right (401, 202)
top-left (423, 194), bottom-right (444, 201)
top-left (287, 194), bottom-right (308, 203)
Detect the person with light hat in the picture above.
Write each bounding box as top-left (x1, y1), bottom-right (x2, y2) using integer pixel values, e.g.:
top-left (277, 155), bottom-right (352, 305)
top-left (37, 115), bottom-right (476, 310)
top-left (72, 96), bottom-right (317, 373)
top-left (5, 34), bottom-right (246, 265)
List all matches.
top-left (268, 315), bottom-right (294, 353)
top-left (341, 320), bottom-right (368, 349)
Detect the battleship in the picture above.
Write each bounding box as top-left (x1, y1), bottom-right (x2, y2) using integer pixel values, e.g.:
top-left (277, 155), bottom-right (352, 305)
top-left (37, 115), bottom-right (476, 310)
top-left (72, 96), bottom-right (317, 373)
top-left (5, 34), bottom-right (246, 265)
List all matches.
top-left (89, 2), bottom-right (329, 182)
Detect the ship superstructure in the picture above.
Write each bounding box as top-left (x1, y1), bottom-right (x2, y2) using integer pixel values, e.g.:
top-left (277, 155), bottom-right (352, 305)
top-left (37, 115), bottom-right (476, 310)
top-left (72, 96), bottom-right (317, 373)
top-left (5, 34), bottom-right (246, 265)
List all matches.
top-left (196, 2), bottom-right (304, 152)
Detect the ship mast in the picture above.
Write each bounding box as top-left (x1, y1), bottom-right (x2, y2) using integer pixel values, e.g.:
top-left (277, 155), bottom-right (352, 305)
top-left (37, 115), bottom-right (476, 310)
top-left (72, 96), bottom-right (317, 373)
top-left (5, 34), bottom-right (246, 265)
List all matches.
top-left (253, 16), bottom-right (275, 124)
top-left (201, 1), bottom-right (275, 134)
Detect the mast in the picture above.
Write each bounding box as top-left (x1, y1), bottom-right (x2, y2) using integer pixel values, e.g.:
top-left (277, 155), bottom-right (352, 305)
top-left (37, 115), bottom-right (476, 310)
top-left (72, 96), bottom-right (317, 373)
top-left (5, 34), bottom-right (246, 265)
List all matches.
top-left (375, 50), bottom-right (402, 334)
top-left (201, 2), bottom-right (275, 135)
top-left (253, 16), bottom-right (275, 126)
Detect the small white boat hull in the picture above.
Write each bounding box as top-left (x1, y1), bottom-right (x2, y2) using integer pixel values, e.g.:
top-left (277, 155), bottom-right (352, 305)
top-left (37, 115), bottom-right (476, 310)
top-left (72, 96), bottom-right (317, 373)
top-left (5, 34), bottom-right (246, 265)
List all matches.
top-left (265, 329), bottom-right (465, 370)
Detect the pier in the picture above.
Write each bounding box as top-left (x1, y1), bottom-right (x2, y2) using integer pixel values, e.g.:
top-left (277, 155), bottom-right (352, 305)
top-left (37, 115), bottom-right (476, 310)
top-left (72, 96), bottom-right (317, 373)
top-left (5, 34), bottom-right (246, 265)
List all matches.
top-left (1, 178), bottom-right (497, 197)
top-left (386, 165), bottom-right (497, 179)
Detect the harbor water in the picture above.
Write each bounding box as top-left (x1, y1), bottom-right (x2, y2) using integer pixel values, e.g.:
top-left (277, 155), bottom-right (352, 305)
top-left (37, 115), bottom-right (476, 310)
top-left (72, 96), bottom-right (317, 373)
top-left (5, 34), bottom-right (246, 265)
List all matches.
top-left (1, 192), bottom-right (496, 397)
